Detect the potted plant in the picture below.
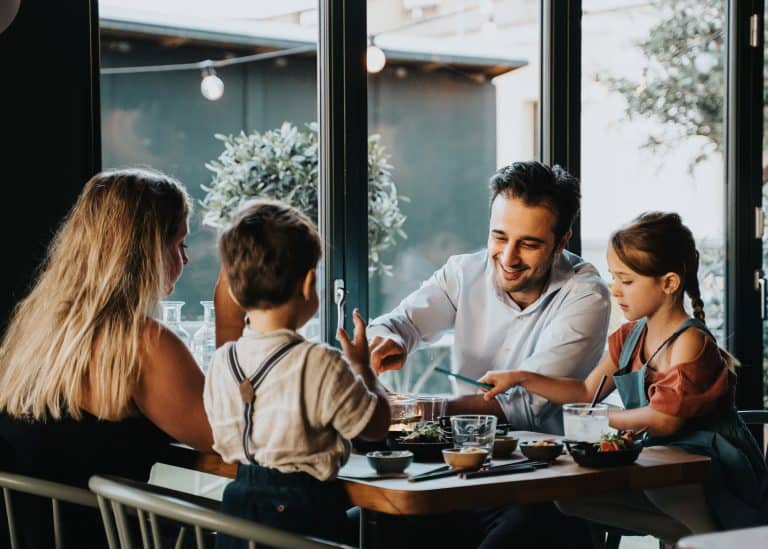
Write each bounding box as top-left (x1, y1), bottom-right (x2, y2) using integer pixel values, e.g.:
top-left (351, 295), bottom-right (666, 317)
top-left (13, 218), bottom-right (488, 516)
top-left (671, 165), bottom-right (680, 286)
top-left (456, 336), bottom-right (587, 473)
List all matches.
top-left (201, 121), bottom-right (407, 276)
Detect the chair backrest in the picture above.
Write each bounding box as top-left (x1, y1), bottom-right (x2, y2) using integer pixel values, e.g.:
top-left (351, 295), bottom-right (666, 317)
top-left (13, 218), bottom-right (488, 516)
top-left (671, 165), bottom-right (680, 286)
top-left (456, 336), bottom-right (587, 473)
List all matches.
top-left (738, 409), bottom-right (768, 460)
top-left (0, 470), bottom-right (98, 549)
top-left (89, 475), bottom-right (348, 549)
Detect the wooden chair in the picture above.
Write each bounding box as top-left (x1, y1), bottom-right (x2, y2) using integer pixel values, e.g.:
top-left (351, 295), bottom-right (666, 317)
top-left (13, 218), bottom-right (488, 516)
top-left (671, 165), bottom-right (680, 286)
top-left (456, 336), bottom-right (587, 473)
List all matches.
top-left (89, 475), bottom-right (350, 549)
top-left (0, 470), bottom-right (98, 549)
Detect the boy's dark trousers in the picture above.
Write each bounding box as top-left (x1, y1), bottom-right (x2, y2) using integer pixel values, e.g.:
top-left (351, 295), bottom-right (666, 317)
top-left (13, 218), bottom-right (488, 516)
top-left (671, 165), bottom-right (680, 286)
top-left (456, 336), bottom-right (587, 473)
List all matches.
top-left (216, 463), bottom-right (354, 549)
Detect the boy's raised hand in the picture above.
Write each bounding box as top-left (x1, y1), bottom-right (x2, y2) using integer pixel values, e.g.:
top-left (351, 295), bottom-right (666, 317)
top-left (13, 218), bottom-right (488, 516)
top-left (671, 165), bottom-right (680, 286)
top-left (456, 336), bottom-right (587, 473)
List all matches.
top-left (336, 309), bottom-right (370, 372)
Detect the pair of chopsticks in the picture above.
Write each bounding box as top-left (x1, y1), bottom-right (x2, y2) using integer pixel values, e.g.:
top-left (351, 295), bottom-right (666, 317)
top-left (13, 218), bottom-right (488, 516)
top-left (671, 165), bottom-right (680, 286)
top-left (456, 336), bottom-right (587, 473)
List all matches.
top-left (459, 460), bottom-right (549, 479)
top-left (407, 465), bottom-right (456, 483)
top-left (408, 460), bottom-right (549, 482)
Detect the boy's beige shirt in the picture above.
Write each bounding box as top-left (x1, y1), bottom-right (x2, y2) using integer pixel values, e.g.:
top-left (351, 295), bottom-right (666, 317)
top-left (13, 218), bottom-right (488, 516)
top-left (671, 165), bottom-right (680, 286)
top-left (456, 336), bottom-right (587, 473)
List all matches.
top-left (203, 327), bottom-right (378, 481)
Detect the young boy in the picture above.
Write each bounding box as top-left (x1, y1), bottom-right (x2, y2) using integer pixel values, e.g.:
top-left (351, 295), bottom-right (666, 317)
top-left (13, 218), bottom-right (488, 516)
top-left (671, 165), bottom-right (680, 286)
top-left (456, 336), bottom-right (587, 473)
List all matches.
top-left (203, 199), bottom-right (391, 547)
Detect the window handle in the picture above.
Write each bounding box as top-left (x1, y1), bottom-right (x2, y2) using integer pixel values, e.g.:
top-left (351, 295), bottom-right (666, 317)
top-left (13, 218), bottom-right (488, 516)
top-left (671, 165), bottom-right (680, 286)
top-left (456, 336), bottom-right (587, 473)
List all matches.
top-left (334, 279), bottom-right (346, 333)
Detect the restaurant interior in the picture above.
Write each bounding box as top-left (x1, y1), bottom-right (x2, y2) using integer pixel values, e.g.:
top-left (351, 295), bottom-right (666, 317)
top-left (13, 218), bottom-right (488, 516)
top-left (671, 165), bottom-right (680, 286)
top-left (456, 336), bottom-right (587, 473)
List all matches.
top-left (1, 1), bottom-right (767, 548)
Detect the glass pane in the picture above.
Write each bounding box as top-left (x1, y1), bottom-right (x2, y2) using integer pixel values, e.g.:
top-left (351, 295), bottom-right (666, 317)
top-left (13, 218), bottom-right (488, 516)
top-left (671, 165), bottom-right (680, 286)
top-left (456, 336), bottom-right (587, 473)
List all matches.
top-left (366, 0), bottom-right (540, 395)
top-left (98, 1), bottom-right (320, 343)
top-left (763, 1), bottom-right (768, 408)
top-left (581, 0), bottom-right (726, 344)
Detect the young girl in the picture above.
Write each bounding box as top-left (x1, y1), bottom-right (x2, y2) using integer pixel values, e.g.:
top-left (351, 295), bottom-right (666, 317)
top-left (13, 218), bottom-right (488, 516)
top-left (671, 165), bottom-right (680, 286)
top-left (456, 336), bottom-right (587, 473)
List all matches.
top-left (479, 212), bottom-right (768, 541)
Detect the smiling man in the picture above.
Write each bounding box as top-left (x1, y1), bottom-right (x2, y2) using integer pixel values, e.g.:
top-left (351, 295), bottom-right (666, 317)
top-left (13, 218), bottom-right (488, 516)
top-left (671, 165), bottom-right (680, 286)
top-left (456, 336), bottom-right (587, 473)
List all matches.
top-left (368, 161), bottom-right (611, 435)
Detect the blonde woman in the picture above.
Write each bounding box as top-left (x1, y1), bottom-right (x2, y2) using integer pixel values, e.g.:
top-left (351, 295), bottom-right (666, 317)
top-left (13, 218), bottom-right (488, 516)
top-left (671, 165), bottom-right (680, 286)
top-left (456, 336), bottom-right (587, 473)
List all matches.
top-left (0, 168), bottom-right (213, 548)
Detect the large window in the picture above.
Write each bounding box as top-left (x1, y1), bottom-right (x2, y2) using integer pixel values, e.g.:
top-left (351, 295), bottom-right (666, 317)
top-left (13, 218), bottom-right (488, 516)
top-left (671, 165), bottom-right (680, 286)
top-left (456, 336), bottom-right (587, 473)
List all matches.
top-left (580, 0), bottom-right (726, 343)
top-left (99, 1), bottom-right (319, 336)
top-left (366, 0), bottom-right (540, 394)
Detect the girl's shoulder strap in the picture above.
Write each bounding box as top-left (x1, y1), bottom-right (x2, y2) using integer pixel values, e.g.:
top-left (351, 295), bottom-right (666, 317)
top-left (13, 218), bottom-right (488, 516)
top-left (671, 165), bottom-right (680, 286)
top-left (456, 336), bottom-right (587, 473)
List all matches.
top-left (618, 319), bottom-right (646, 371)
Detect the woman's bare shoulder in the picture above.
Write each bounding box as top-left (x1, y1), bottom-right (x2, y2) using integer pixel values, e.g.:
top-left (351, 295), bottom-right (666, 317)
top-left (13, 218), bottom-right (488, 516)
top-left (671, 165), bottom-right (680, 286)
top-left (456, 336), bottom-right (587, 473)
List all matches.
top-left (139, 317), bottom-right (190, 368)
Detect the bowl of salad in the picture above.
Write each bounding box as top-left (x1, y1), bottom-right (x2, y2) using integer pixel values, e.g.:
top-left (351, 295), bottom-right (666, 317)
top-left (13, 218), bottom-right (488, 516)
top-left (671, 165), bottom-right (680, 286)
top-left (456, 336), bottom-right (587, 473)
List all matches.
top-left (564, 432), bottom-right (643, 467)
top-left (387, 421), bottom-right (452, 461)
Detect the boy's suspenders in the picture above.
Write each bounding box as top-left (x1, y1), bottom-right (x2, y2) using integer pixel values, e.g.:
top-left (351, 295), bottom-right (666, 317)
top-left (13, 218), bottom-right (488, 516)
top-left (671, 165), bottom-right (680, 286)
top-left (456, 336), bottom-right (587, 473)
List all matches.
top-left (225, 340), bottom-right (301, 464)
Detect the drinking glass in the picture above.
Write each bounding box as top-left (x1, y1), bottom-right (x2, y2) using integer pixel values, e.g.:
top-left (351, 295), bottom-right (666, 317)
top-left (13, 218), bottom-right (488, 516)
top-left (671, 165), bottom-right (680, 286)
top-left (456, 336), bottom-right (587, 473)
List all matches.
top-left (160, 300), bottom-right (191, 349)
top-left (562, 403), bottom-right (612, 442)
top-left (413, 395), bottom-right (448, 422)
top-left (191, 300), bottom-right (216, 372)
top-left (387, 394), bottom-right (419, 433)
top-left (450, 415), bottom-right (497, 452)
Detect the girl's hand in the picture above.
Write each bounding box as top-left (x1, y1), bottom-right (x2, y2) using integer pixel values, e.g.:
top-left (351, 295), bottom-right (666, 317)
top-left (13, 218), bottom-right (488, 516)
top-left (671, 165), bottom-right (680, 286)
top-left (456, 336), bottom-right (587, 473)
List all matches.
top-left (336, 309), bottom-right (370, 373)
top-left (478, 370), bottom-right (524, 401)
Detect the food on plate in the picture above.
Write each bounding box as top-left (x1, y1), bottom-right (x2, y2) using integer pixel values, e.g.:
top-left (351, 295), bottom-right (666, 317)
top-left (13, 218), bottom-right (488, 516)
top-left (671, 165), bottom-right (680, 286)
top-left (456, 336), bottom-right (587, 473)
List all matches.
top-left (442, 447), bottom-right (488, 469)
top-left (527, 438), bottom-right (558, 447)
top-left (596, 432), bottom-right (639, 452)
top-left (399, 421), bottom-right (447, 443)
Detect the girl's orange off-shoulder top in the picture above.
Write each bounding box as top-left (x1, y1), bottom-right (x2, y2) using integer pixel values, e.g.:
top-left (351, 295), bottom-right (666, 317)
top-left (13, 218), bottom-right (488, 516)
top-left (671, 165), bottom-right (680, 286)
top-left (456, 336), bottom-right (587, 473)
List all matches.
top-left (608, 321), bottom-right (735, 418)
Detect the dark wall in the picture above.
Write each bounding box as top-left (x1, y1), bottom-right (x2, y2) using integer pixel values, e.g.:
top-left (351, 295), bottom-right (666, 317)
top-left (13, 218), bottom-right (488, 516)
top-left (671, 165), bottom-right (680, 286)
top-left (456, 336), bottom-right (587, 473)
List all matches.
top-left (0, 0), bottom-right (101, 329)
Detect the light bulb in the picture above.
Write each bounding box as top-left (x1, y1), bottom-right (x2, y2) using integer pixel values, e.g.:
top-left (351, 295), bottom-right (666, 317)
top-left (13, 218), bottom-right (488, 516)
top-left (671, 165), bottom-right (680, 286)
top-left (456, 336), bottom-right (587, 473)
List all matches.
top-left (200, 67), bottom-right (224, 101)
top-left (366, 44), bottom-right (386, 74)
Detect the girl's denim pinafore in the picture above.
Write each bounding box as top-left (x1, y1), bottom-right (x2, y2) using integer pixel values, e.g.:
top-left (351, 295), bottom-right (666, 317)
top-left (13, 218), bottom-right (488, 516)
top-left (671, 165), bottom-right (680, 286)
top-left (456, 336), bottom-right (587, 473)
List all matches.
top-left (613, 318), bottom-right (768, 529)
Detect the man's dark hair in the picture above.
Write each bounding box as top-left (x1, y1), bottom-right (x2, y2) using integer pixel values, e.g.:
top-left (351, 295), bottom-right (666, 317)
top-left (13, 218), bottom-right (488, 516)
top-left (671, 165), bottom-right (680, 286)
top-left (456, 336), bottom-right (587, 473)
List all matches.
top-left (489, 161), bottom-right (580, 241)
top-left (219, 199), bottom-right (322, 309)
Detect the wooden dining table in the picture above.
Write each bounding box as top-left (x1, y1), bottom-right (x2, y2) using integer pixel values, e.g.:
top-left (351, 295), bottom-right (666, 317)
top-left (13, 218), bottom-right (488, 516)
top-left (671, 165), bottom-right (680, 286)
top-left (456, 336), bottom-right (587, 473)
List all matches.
top-left (162, 431), bottom-right (711, 547)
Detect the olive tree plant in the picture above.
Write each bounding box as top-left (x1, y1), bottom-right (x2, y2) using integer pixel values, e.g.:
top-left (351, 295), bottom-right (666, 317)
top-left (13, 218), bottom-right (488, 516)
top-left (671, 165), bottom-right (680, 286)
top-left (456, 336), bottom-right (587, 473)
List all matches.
top-left (201, 122), bottom-right (408, 276)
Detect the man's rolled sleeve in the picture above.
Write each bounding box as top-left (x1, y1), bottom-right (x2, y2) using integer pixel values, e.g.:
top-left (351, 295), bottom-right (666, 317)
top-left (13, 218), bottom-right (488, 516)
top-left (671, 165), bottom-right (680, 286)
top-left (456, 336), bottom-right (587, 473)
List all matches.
top-left (368, 261), bottom-right (459, 352)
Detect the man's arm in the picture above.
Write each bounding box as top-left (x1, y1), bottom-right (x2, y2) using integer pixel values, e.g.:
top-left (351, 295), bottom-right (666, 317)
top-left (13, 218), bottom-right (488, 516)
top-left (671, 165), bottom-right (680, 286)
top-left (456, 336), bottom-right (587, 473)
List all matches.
top-left (446, 395), bottom-right (506, 422)
top-left (496, 284), bottom-right (611, 431)
top-left (368, 260), bottom-right (461, 371)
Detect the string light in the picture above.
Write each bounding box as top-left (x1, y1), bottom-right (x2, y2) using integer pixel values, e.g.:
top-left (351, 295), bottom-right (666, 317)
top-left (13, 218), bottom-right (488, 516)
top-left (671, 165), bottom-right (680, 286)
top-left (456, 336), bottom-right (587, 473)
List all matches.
top-left (366, 40), bottom-right (386, 73)
top-left (100, 45), bottom-right (314, 101)
top-left (200, 62), bottom-right (224, 101)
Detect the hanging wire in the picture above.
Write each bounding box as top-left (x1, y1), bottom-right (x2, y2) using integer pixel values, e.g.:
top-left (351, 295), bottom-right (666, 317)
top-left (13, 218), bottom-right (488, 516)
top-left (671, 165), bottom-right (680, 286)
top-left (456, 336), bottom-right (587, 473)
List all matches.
top-left (100, 44), bottom-right (316, 75)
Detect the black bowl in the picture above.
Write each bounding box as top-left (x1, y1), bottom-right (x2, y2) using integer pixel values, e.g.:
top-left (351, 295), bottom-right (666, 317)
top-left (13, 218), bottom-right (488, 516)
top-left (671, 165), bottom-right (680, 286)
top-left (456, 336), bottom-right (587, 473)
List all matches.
top-left (519, 440), bottom-right (564, 461)
top-left (387, 437), bottom-right (453, 461)
top-left (564, 440), bottom-right (643, 467)
top-left (351, 436), bottom-right (389, 454)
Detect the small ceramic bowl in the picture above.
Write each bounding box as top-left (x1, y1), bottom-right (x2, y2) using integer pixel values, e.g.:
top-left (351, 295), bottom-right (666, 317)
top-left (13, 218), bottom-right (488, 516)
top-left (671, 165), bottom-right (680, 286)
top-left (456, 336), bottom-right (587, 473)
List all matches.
top-left (519, 440), bottom-right (564, 461)
top-left (442, 448), bottom-right (489, 470)
top-left (492, 435), bottom-right (519, 458)
top-left (366, 450), bottom-right (414, 474)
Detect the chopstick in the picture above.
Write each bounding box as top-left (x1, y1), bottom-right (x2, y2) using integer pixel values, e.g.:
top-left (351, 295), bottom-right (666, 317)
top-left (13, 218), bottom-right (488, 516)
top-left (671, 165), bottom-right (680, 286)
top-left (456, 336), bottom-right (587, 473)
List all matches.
top-left (587, 375), bottom-right (608, 414)
top-left (407, 465), bottom-right (458, 483)
top-left (460, 461), bottom-right (549, 479)
top-left (434, 367), bottom-right (493, 390)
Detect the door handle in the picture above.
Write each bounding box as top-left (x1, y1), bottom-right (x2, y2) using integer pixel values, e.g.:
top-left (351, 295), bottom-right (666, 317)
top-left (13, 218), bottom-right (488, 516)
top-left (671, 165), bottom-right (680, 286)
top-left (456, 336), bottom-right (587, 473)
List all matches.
top-left (334, 279), bottom-right (346, 333)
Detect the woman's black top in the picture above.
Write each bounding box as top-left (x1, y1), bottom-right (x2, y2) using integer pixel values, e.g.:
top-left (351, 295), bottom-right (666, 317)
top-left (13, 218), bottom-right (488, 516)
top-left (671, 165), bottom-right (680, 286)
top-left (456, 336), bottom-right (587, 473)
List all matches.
top-left (0, 410), bottom-right (172, 548)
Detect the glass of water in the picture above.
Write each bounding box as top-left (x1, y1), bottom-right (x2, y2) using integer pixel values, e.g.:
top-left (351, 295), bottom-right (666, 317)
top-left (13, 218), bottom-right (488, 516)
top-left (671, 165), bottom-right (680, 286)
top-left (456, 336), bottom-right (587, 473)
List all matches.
top-left (562, 403), bottom-right (612, 442)
top-left (450, 415), bottom-right (497, 452)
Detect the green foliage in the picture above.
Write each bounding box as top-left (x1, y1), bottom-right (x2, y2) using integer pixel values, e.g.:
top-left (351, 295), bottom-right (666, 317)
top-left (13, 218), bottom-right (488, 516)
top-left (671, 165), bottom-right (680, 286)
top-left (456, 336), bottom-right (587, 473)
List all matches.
top-left (201, 122), bottom-right (408, 276)
top-left (604, 0), bottom-right (768, 404)
top-left (603, 0), bottom-right (728, 170)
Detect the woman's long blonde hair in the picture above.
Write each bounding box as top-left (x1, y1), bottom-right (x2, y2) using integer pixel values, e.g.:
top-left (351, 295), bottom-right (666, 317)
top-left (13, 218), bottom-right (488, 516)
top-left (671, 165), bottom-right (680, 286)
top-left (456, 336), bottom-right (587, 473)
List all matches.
top-left (0, 168), bottom-right (190, 420)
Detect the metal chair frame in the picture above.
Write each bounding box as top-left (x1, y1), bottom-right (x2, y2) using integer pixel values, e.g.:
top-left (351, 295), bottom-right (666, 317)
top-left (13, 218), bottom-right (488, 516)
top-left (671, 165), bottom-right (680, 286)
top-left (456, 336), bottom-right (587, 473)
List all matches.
top-left (0, 470), bottom-right (98, 549)
top-left (89, 475), bottom-right (349, 549)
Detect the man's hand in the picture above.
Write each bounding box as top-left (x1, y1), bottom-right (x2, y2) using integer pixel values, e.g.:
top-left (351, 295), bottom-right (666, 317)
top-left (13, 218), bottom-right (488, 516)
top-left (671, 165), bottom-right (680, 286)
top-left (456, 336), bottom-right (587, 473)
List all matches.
top-left (336, 309), bottom-right (370, 374)
top-left (369, 336), bottom-right (407, 374)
